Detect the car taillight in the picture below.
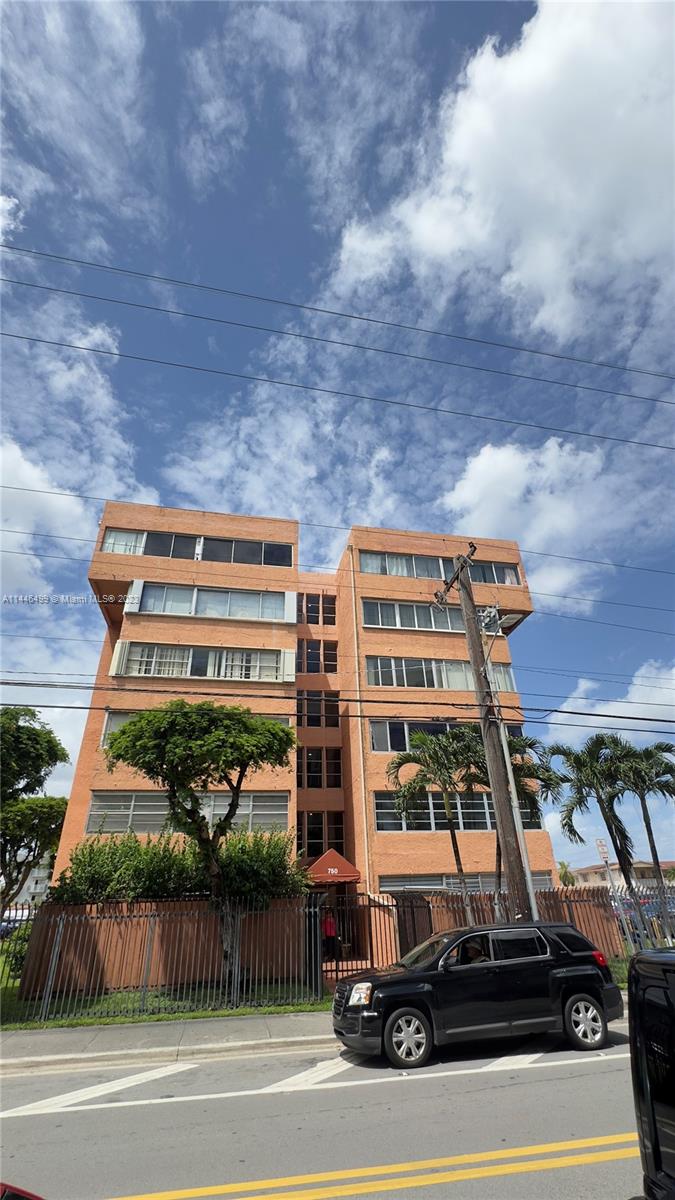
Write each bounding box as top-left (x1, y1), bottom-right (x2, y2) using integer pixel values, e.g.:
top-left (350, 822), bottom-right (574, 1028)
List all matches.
top-left (592, 949), bottom-right (607, 968)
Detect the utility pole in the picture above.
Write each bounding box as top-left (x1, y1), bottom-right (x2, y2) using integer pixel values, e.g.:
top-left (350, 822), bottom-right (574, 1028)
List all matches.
top-left (435, 547), bottom-right (535, 921)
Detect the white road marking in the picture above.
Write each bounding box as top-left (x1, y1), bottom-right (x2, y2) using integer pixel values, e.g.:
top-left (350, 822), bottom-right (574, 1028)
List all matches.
top-left (0, 1049), bottom-right (630, 1118)
top-left (0, 1062), bottom-right (196, 1118)
top-left (482, 1052), bottom-right (543, 1070)
top-left (262, 1055), bottom-right (355, 1091)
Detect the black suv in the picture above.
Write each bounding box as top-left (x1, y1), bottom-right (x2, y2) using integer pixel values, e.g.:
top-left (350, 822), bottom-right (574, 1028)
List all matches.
top-left (332, 922), bottom-right (623, 1069)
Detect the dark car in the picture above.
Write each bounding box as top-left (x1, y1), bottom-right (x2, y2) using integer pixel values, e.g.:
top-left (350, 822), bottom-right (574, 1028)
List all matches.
top-left (332, 921), bottom-right (624, 1069)
top-left (629, 950), bottom-right (675, 1200)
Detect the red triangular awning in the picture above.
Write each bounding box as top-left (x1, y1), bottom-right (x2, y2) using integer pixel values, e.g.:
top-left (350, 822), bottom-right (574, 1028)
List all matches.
top-left (307, 849), bottom-right (361, 885)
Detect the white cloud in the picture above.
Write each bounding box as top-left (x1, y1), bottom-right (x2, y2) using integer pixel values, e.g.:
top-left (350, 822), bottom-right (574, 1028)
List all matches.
top-left (334, 2), bottom-right (674, 359)
top-left (438, 438), bottom-right (673, 602)
top-left (1, 2), bottom-right (162, 235)
top-left (543, 659), bottom-right (675, 749)
top-left (178, 4), bottom-right (429, 226)
top-left (0, 194), bottom-right (23, 238)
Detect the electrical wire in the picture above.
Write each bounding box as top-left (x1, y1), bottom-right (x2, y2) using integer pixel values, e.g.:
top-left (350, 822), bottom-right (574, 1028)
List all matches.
top-left (2, 241), bottom-right (672, 380)
top-left (4, 331), bottom-right (674, 453)
top-left (3, 487), bottom-right (675, 577)
top-left (2, 275), bottom-right (671, 408)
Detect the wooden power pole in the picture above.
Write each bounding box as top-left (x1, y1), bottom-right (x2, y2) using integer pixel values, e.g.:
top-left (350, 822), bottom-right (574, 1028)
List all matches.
top-left (452, 553), bottom-right (535, 921)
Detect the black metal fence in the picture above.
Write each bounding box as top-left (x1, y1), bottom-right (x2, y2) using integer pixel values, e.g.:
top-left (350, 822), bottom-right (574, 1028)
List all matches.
top-left (1, 883), bottom-right (672, 1025)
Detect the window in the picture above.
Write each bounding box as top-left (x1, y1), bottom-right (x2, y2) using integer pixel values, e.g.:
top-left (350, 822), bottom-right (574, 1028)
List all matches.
top-left (366, 656), bottom-right (474, 690)
top-left (101, 711), bottom-right (139, 746)
top-left (297, 640), bottom-right (338, 673)
top-left (224, 792), bottom-right (289, 831)
top-left (444, 934), bottom-right (493, 967)
top-left (374, 790), bottom-right (492, 832)
top-left (201, 537), bottom-right (293, 567)
top-left (297, 748), bottom-right (343, 789)
top-left (361, 552), bottom-right (520, 584)
top-left (362, 599), bottom-right (465, 632)
top-left (297, 811), bottom-right (344, 858)
top-left (369, 720), bottom-right (455, 752)
top-left (469, 560), bottom-right (520, 586)
top-left (322, 595), bottom-right (336, 625)
top-left (379, 875), bottom-right (445, 892)
top-left (491, 930), bottom-right (548, 961)
top-left (124, 642), bottom-right (284, 681)
top-left (102, 529), bottom-right (145, 555)
top-left (489, 663), bottom-right (517, 691)
top-left (139, 583), bottom-right (286, 621)
top-left (87, 792), bottom-right (169, 834)
top-left (143, 531), bottom-right (198, 560)
top-left (552, 928), bottom-right (595, 953)
top-left (297, 691), bottom-right (339, 727)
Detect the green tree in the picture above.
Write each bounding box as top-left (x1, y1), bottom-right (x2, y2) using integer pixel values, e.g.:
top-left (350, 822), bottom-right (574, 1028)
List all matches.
top-left (550, 733), bottom-right (650, 939)
top-left (0, 707), bottom-right (69, 915)
top-left (1, 707), bottom-right (69, 806)
top-left (105, 701), bottom-right (296, 903)
top-left (619, 741), bottom-right (675, 937)
top-left (0, 795), bottom-right (68, 915)
top-left (558, 860), bottom-right (576, 887)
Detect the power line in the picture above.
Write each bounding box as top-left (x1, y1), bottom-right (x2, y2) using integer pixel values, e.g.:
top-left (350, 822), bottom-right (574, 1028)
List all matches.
top-left (4, 331), bottom-right (674, 454)
top-left (2, 241), bottom-right (672, 381)
top-left (1, 533), bottom-right (673, 615)
top-left (6, 667), bottom-right (672, 700)
top-left (2, 274), bottom-right (671, 409)
top-left (2, 676), bottom-right (673, 728)
top-left (3, 492), bottom-right (675, 578)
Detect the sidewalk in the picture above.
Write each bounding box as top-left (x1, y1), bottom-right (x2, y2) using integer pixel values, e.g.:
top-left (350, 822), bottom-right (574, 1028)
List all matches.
top-left (1, 1010), bottom-right (335, 1073)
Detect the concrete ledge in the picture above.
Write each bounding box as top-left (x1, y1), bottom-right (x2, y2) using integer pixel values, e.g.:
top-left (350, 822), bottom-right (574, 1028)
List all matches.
top-left (1, 1032), bottom-right (337, 1074)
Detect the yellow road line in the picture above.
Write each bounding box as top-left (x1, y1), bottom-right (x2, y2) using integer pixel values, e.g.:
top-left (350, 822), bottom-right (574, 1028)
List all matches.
top-left (108, 1132), bottom-right (639, 1200)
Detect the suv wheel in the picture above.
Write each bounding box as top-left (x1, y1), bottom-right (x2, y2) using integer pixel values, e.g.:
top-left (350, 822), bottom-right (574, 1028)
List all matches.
top-left (383, 1007), bottom-right (433, 1069)
top-left (563, 994), bottom-right (607, 1051)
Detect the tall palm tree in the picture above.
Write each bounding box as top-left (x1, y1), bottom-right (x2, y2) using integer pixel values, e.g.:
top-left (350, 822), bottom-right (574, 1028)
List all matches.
top-left (387, 726), bottom-right (483, 909)
top-left (387, 726), bottom-right (562, 903)
top-left (619, 741), bottom-right (675, 939)
top-left (549, 733), bottom-right (651, 940)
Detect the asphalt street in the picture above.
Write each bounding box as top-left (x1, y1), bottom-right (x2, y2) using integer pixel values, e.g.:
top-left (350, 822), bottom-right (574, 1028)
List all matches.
top-left (1, 1020), bottom-right (642, 1200)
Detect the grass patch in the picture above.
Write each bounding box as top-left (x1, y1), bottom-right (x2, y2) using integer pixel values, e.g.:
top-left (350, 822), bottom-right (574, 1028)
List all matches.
top-left (1, 972), bottom-right (333, 1029)
top-left (609, 956), bottom-right (629, 989)
top-left (1, 996), bottom-right (333, 1031)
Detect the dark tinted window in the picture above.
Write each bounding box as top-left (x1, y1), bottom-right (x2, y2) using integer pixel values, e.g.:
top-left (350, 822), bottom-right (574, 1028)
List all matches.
top-left (322, 595), bottom-right (336, 625)
top-left (491, 930), bottom-right (548, 961)
top-left (233, 539), bottom-right (263, 564)
top-left (306, 594), bottom-right (320, 623)
top-left (306, 748), bottom-right (322, 788)
top-left (326, 748), bottom-right (342, 787)
top-left (202, 537), bottom-right (233, 563)
top-left (553, 928), bottom-right (595, 953)
top-left (306, 641), bottom-right (321, 672)
top-left (324, 693), bottom-right (339, 727)
top-left (324, 642), bottom-right (338, 672)
top-left (190, 648), bottom-right (210, 676)
top-left (144, 531), bottom-right (173, 557)
top-left (389, 722), bottom-right (406, 751)
top-left (263, 542), bottom-right (292, 567)
top-left (171, 535), bottom-right (197, 560)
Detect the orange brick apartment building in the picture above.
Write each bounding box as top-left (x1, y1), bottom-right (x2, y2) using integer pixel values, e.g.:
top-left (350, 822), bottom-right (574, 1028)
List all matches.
top-left (54, 502), bottom-right (557, 893)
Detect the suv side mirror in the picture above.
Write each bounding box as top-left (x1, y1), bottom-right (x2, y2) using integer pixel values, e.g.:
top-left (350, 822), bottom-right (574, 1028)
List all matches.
top-left (439, 956), bottom-right (455, 972)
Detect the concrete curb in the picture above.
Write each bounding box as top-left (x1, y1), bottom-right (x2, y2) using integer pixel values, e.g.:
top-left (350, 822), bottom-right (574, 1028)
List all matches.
top-left (1, 1033), bottom-right (337, 1074)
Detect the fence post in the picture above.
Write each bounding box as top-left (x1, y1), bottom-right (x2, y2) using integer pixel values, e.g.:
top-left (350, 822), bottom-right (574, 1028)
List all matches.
top-left (139, 914), bottom-right (157, 1014)
top-left (38, 913), bottom-right (65, 1023)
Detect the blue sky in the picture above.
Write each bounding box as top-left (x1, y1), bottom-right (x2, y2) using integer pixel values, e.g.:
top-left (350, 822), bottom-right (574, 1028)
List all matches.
top-left (1, 1), bottom-right (673, 870)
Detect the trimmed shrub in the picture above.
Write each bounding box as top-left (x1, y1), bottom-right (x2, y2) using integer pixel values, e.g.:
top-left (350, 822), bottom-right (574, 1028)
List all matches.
top-left (49, 829), bottom-right (309, 904)
top-left (4, 920), bottom-right (33, 978)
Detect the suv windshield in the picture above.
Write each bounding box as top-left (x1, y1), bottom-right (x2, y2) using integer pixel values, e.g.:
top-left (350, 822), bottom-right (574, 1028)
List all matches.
top-left (398, 933), bottom-right (451, 969)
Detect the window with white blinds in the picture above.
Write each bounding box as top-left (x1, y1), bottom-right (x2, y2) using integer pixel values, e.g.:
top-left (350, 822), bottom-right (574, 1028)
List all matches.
top-left (365, 656), bottom-right (475, 690)
top-left (138, 583), bottom-right (286, 621)
top-left (360, 551), bottom-right (520, 585)
top-left (122, 643), bottom-right (289, 682)
top-left (87, 792), bottom-right (289, 834)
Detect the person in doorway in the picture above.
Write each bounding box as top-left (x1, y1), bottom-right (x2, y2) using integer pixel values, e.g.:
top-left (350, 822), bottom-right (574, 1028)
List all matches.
top-left (321, 908), bottom-right (338, 961)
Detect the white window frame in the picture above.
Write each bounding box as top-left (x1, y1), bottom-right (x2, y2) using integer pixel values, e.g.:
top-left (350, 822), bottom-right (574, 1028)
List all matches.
top-left (87, 791), bottom-right (289, 834)
top-left (360, 550), bottom-right (520, 585)
top-left (101, 529), bottom-right (147, 555)
top-left (370, 719), bottom-right (455, 752)
top-left (122, 642), bottom-right (290, 682)
top-left (373, 789), bottom-right (493, 833)
top-left (133, 583), bottom-right (290, 622)
top-left (365, 656), bottom-right (475, 690)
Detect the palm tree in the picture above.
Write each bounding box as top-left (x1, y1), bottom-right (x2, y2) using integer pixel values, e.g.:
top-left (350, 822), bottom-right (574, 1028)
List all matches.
top-left (387, 726), bottom-right (483, 909)
top-left (549, 733), bottom-right (650, 940)
top-left (558, 861), bottom-right (576, 887)
top-left (619, 741), bottom-right (675, 938)
top-left (386, 726), bottom-right (562, 904)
